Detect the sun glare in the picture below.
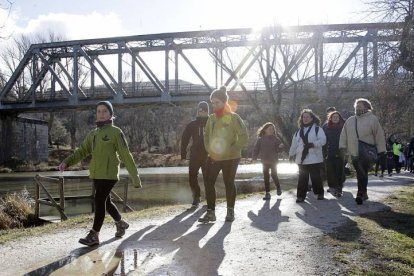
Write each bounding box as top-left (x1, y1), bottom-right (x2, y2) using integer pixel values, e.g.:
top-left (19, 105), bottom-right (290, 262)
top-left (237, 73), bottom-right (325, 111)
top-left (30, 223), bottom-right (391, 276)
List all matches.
top-left (227, 0), bottom-right (333, 29)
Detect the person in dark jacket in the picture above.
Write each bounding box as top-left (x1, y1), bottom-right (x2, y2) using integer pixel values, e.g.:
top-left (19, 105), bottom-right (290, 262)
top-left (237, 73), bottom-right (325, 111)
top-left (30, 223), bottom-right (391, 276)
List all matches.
top-left (253, 122), bottom-right (284, 200)
top-left (181, 101), bottom-right (209, 209)
top-left (323, 111), bottom-right (345, 197)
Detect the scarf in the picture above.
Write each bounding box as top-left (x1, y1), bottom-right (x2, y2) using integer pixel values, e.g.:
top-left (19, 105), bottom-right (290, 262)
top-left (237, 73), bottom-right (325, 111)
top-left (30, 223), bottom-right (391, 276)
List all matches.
top-left (214, 103), bottom-right (232, 118)
top-left (96, 119), bottom-right (113, 128)
top-left (327, 121), bottom-right (344, 130)
top-left (299, 125), bottom-right (313, 164)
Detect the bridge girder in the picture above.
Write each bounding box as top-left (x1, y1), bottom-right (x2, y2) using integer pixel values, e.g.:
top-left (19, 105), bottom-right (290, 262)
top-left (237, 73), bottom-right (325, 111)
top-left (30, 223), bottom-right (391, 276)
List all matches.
top-left (0, 22), bottom-right (404, 113)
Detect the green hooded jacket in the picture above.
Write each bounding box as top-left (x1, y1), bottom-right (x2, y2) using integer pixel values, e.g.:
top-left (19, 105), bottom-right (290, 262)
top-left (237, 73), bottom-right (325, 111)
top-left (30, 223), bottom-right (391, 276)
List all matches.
top-left (204, 112), bottom-right (248, 161)
top-left (63, 123), bottom-right (141, 187)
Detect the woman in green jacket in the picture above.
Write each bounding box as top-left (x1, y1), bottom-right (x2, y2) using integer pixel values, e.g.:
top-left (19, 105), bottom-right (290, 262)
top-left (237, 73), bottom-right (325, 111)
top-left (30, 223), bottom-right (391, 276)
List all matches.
top-left (198, 86), bottom-right (248, 223)
top-left (59, 101), bottom-right (141, 246)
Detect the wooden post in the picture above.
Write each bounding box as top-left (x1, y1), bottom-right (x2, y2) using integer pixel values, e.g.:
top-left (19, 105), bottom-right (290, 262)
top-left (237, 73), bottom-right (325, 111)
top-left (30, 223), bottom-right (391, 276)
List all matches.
top-left (59, 177), bottom-right (65, 211)
top-left (34, 178), bottom-right (40, 219)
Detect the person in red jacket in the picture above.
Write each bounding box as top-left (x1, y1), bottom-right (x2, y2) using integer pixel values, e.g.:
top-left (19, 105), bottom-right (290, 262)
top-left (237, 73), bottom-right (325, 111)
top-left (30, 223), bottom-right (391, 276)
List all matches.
top-left (181, 101), bottom-right (209, 209)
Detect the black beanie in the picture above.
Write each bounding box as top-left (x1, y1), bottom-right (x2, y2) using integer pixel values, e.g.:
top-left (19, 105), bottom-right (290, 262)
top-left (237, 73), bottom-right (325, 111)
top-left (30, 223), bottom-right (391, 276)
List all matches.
top-left (97, 101), bottom-right (114, 116)
top-left (197, 101), bottom-right (209, 115)
top-left (210, 86), bottom-right (228, 103)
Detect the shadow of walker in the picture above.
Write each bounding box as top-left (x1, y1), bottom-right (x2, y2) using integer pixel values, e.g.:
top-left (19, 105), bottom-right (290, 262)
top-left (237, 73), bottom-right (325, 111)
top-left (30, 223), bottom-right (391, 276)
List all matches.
top-left (247, 199), bottom-right (289, 232)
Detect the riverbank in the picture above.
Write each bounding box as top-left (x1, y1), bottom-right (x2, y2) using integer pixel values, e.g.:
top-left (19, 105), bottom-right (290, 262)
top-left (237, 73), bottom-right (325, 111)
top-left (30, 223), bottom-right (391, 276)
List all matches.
top-left (1, 171), bottom-right (413, 275)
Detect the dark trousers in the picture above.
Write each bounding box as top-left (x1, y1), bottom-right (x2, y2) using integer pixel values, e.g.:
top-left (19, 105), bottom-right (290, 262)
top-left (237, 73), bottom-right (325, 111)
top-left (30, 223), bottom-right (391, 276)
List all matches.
top-left (204, 157), bottom-right (240, 210)
top-left (188, 154), bottom-right (207, 200)
top-left (326, 156), bottom-right (345, 191)
top-left (374, 154), bottom-right (386, 175)
top-left (262, 163), bottom-right (280, 192)
top-left (352, 157), bottom-right (370, 195)
top-left (393, 155), bottom-right (401, 173)
top-left (92, 179), bottom-right (121, 232)
top-left (297, 163), bottom-right (324, 199)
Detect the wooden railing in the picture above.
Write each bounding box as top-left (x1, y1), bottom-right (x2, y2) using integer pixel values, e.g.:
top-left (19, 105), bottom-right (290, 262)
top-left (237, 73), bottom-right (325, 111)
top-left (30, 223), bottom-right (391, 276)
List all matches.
top-left (34, 174), bottom-right (133, 222)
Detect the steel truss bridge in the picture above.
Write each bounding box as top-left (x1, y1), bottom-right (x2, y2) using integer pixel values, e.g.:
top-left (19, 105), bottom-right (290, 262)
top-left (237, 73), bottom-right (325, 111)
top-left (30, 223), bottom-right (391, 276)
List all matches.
top-left (0, 22), bottom-right (404, 113)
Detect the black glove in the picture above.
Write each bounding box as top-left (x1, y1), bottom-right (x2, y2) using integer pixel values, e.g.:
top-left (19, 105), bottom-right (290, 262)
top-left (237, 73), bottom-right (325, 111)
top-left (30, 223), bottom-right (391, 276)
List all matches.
top-left (339, 148), bottom-right (347, 159)
top-left (307, 143), bottom-right (314, 148)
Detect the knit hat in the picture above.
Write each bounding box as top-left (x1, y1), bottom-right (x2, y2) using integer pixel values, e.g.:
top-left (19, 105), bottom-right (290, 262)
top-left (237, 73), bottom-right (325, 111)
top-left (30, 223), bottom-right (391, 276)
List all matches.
top-left (97, 101), bottom-right (114, 116)
top-left (197, 101), bottom-right (209, 115)
top-left (210, 86), bottom-right (228, 103)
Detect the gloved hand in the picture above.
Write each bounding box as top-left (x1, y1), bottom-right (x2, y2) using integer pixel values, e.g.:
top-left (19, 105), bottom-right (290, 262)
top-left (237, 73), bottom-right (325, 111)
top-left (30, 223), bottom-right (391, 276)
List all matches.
top-left (134, 175), bottom-right (142, 188)
top-left (58, 163), bottom-right (66, 172)
top-left (339, 148), bottom-right (347, 159)
top-left (307, 143), bottom-right (314, 148)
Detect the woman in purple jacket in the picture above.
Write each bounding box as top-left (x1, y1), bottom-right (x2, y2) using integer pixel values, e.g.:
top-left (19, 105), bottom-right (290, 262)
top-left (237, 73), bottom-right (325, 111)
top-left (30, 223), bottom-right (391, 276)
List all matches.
top-left (253, 122), bottom-right (283, 200)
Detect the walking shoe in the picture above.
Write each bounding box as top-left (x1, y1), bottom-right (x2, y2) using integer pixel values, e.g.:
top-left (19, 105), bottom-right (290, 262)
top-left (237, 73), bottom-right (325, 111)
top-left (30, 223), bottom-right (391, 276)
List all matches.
top-left (79, 230), bottom-right (99, 246)
top-left (334, 189), bottom-right (343, 197)
top-left (263, 192), bottom-right (271, 200)
top-left (379, 174), bottom-right (384, 178)
top-left (361, 193), bottom-right (369, 201)
top-left (115, 219), bottom-right (130, 238)
top-left (198, 209), bottom-right (216, 223)
top-left (317, 194), bottom-right (325, 200)
top-left (225, 208), bottom-right (235, 222)
top-left (355, 196), bottom-right (363, 205)
top-left (296, 197), bottom-right (305, 203)
top-left (276, 184), bottom-right (282, 196)
top-left (187, 198), bottom-right (201, 210)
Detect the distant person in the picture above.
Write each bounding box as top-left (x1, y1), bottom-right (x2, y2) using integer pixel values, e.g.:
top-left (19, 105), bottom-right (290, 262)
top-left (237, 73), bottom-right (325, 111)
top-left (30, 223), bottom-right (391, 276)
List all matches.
top-left (392, 139), bottom-right (402, 173)
top-left (59, 101), bottom-right (141, 246)
top-left (289, 109), bottom-right (326, 203)
top-left (180, 101), bottom-right (209, 210)
top-left (324, 111), bottom-right (346, 197)
top-left (409, 137), bottom-right (414, 173)
top-left (339, 98), bottom-right (386, 205)
top-left (198, 86), bottom-right (248, 223)
top-left (252, 122), bottom-right (283, 200)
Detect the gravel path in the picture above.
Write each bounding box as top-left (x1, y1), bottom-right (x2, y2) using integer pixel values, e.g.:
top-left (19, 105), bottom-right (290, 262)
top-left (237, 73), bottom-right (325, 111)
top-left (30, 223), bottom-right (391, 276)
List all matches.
top-left (1, 172), bottom-right (413, 275)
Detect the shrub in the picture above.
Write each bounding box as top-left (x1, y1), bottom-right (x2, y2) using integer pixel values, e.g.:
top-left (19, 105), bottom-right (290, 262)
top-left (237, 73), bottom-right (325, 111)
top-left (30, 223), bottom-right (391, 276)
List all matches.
top-left (0, 189), bottom-right (35, 230)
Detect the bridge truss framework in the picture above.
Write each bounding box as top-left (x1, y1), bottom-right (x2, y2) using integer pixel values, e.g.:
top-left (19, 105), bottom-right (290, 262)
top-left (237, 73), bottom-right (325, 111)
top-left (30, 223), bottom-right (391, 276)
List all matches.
top-left (0, 22), bottom-right (403, 113)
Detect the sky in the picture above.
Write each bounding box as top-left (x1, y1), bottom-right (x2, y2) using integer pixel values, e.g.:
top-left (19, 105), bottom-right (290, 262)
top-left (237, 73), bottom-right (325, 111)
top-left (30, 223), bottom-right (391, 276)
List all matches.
top-left (1, 0), bottom-right (371, 41)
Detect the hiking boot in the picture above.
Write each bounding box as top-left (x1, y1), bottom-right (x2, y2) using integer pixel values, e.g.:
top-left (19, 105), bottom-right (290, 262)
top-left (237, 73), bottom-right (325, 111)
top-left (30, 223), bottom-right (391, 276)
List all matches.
top-left (187, 198), bottom-right (201, 210)
top-left (115, 219), bottom-right (130, 238)
top-left (225, 208), bottom-right (235, 222)
top-left (296, 197), bottom-right (305, 203)
top-left (355, 196), bottom-right (363, 205)
top-left (198, 209), bottom-right (216, 223)
top-left (276, 184), bottom-right (282, 196)
top-left (334, 189), bottom-right (343, 197)
top-left (263, 192), bottom-right (271, 200)
top-left (361, 193), bottom-right (369, 201)
top-left (317, 194), bottom-right (325, 200)
top-left (79, 230), bottom-right (99, 246)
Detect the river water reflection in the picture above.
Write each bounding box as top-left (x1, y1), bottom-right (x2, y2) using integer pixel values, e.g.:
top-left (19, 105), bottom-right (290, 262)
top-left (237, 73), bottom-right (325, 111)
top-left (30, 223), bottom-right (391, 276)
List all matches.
top-left (0, 163), bottom-right (298, 218)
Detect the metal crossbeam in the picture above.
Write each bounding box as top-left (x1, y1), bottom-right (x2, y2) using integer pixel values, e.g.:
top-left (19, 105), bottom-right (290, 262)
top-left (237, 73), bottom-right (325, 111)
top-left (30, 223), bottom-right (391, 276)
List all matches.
top-left (0, 22), bottom-right (403, 113)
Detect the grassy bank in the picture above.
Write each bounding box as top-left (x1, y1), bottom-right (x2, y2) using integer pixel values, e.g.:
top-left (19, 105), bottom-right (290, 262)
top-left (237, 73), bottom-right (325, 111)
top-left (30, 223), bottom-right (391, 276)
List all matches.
top-left (324, 185), bottom-right (414, 275)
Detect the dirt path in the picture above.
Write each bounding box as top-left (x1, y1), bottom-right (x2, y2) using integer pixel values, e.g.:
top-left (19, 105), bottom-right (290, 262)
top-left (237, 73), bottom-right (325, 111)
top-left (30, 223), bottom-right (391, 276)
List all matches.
top-left (1, 172), bottom-right (413, 275)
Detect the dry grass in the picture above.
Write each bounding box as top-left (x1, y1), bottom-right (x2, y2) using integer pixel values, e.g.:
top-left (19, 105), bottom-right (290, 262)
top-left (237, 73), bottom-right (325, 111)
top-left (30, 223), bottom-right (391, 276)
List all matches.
top-left (0, 190), bottom-right (36, 230)
top-left (324, 185), bottom-right (414, 275)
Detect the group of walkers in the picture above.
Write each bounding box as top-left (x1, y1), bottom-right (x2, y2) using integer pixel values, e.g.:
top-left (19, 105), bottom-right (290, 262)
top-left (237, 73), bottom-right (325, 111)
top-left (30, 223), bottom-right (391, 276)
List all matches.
top-left (375, 137), bottom-right (414, 177)
top-left (58, 86), bottom-right (392, 247)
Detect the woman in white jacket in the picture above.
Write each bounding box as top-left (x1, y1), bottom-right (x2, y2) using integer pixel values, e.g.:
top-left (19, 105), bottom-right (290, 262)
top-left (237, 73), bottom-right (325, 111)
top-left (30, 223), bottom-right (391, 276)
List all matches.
top-left (289, 109), bottom-right (326, 203)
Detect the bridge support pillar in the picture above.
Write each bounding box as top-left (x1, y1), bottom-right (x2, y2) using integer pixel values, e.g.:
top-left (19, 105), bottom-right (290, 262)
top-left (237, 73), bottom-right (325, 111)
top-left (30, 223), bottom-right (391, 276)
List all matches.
top-left (0, 114), bottom-right (48, 166)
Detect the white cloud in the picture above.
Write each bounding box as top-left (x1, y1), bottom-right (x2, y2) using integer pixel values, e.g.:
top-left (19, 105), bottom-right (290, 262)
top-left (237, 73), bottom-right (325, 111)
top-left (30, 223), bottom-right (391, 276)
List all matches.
top-left (16, 11), bottom-right (130, 40)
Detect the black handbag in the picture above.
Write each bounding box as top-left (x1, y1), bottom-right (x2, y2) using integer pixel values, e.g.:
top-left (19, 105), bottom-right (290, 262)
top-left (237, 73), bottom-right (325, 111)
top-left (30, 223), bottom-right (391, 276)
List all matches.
top-left (355, 118), bottom-right (378, 163)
